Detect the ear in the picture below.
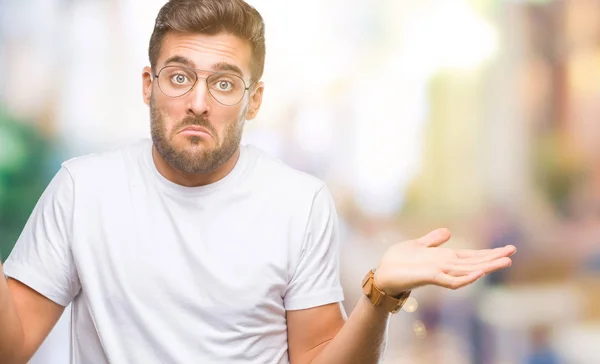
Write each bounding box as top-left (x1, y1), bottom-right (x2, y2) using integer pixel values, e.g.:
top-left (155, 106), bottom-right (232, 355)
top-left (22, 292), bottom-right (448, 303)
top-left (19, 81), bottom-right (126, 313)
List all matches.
top-left (245, 81), bottom-right (264, 120)
top-left (142, 66), bottom-right (154, 105)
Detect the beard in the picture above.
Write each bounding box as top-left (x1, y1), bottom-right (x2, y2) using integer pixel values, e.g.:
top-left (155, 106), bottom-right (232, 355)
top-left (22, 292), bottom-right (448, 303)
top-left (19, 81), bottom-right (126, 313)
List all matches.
top-left (150, 98), bottom-right (245, 175)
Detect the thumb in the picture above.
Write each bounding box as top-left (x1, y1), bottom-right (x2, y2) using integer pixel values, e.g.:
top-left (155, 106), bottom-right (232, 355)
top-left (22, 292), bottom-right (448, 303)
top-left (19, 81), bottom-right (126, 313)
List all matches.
top-left (416, 228), bottom-right (451, 247)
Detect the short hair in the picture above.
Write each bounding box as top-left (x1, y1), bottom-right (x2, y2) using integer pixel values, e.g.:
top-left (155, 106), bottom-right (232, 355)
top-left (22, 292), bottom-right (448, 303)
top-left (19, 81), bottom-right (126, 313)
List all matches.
top-left (149, 0), bottom-right (266, 82)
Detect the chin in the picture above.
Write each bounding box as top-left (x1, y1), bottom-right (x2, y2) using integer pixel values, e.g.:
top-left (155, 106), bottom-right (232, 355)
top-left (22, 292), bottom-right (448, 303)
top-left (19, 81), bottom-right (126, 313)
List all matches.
top-left (179, 145), bottom-right (209, 157)
top-left (175, 135), bottom-right (209, 147)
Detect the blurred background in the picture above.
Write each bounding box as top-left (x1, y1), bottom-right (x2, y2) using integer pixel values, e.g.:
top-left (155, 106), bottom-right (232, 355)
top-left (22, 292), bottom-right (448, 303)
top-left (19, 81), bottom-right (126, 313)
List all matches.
top-left (1, 0), bottom-right (600, 363)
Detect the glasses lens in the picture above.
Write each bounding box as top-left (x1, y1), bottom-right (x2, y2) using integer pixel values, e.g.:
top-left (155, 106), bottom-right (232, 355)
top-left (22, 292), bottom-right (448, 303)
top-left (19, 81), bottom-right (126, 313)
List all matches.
top-left (206, 73), bottom-right (246, 106)
top-left (157, 66), bottom-right (197, 97)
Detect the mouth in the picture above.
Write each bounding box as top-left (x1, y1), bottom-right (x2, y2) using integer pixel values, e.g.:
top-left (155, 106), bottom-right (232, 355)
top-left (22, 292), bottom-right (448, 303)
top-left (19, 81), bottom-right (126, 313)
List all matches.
top-left (178, 125), bottom-right (212, 139)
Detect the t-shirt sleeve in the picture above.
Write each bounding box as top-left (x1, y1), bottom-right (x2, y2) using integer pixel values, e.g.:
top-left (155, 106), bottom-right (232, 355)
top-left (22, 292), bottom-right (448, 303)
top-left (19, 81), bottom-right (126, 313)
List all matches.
top-left (284, 185), bottom-right (344, 311)
top-left (3, 166), bottom-right (81, 307)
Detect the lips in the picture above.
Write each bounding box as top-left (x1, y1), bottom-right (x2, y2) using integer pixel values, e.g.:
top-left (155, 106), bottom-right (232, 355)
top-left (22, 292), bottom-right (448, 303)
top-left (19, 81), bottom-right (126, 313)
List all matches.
top-left (178, 125), bottom-right (212, 138)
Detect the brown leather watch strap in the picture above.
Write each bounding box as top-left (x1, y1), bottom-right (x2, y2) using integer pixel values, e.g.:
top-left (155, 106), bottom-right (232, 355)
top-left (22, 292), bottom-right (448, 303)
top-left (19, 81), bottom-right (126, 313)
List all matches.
top-left (362, 269), bottom-right (411, 314)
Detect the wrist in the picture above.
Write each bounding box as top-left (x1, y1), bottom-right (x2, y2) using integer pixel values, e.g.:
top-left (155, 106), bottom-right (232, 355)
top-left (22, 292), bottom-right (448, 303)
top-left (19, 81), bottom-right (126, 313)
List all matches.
top-left (362, 269), bottom-right (411, 314)
top-left (373, 268), bottom-right (407, 298)
top-left (360, 292), bottom-right (392, 316)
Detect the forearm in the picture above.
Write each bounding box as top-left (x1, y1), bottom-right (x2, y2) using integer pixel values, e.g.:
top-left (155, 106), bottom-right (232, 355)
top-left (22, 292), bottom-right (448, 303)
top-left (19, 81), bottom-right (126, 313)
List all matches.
top-left (0, 265), bottom-right (25, 362)
top-left (311, 295), bottom-right (390, 364)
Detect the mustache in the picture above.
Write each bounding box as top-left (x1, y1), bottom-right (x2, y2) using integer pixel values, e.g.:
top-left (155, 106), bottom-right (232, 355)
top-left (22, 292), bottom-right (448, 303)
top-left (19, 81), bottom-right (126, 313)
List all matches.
top-left (177, 117), bottom-right (216, 135)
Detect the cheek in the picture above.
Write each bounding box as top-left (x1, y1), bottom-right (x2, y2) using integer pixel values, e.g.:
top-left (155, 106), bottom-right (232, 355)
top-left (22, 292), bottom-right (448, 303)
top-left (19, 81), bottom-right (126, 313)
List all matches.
top-left (215, 110), bottom-right (243, 135)
top-left (237, 100), bottom-right (250, 120)
top-left (155, 101), bottom-right (184, 133)
top-left (164, 105), bottom-right (186, 124)
top-left (222, 103), bottom-right (247, 125)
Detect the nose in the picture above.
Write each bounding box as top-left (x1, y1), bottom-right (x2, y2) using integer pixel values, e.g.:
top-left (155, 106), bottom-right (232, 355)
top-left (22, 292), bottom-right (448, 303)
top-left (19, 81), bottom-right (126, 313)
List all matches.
top-left (186, 79), bottom-right (211, 116)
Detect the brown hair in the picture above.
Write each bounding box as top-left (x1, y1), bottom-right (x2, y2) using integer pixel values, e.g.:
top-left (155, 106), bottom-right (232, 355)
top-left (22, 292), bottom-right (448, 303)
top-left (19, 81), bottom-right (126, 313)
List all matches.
top-left (149, 0), bottom-right (266, 82)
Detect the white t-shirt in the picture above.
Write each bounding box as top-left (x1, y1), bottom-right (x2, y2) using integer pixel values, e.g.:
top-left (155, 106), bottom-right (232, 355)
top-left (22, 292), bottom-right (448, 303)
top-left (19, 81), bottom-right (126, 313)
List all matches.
top-left (4, 139), bottom-right (344, 364)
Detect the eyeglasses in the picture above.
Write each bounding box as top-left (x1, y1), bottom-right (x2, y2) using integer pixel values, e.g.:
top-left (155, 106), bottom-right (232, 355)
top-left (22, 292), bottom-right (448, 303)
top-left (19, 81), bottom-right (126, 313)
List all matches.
top-left (153, 65), bottom-right (253, 106)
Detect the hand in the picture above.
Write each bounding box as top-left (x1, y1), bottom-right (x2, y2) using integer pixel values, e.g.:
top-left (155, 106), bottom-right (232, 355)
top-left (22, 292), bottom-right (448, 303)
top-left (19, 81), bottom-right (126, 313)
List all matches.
top-left (374, 228), bottom-right (516, 296)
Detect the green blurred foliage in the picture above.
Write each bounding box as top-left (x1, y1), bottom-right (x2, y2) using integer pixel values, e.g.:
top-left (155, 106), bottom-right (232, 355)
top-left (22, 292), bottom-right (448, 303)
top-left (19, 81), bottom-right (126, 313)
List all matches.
top-left (0, 109), bottom-right (57, 261)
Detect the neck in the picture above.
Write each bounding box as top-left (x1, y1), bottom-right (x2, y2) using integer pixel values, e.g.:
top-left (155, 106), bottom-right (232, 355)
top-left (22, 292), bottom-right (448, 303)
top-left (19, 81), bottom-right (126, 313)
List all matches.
top-left (151, 146), bottom-right (241, 187)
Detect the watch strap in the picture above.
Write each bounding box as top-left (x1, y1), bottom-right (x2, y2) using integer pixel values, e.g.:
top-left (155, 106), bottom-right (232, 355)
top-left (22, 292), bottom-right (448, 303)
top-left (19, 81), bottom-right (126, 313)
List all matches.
top-left (362, 269), bottom-right (411, 314)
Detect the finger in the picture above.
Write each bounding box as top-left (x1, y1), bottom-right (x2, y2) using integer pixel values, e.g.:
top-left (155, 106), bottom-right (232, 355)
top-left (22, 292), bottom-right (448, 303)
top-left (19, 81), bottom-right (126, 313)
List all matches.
top-left (416, 228), bottom-right (451, 248)
top-left (456, 247), bottom-right (516, 265)
top-left (444, 266), bottom-right (476, 277)
top-left (456, 245), bottom-right (516, 259)
top-left (446, 257), bottom-right (512, 276)
top-left (434, 271), bottom-right (484, 290)
top-left (478, 257), bottom-right (513, 274)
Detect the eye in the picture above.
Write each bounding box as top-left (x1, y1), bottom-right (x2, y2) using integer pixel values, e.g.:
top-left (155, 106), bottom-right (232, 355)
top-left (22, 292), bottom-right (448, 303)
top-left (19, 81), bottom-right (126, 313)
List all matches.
top-left (171, 73), bottom-right (189, 85)
top-left (214, 79), bottom-right (234, 91)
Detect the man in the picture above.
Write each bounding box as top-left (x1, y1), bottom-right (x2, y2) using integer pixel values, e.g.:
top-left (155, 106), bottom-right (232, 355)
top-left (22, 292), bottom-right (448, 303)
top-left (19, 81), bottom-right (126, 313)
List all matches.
top-left (0, 0), bottom-right (516, 363)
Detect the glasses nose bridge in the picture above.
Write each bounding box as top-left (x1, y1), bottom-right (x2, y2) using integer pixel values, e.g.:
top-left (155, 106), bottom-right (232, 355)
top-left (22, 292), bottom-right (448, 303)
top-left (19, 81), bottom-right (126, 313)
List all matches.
top-left (187, 72), bottom-right (212, 100)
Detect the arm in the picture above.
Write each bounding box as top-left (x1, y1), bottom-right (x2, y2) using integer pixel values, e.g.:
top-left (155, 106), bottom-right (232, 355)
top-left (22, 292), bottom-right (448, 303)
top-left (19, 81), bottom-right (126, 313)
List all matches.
top-left (287, 298), bottom-right (388, 364)
top-left (0, 273), bottom-right (25, 361)
top-left (0, 273), bottom-right (65, 363)
top-left (1, 166), bottom-right (81, 363)
top-left (288, 228), bottom-right (516, 364)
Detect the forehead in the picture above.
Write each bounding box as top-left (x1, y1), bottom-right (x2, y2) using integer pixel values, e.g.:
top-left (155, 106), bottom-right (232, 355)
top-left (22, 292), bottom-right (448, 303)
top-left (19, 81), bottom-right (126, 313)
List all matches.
top-left (157, 31), bottom-right (253, 77)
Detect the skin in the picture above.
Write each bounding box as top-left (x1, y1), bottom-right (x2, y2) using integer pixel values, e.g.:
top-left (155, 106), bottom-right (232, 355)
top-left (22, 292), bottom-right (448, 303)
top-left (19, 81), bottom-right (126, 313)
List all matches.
top-left (290, 228), bottom-right (515, 364)
top-left (0, 31), bottom-right (516, 364)
top-left (141, 32), bottom-right (264, 187)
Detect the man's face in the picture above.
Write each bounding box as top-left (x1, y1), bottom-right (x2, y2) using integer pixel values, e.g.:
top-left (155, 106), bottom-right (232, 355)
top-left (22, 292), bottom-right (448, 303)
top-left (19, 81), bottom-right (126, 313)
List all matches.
top-left (142, 32), bottom-right (263, 174)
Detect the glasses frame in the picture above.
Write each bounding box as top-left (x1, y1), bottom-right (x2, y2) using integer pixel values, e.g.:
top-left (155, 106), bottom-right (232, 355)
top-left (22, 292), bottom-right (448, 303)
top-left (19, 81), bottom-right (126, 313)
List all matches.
top-left (153, 65), bottom-right (255, 106)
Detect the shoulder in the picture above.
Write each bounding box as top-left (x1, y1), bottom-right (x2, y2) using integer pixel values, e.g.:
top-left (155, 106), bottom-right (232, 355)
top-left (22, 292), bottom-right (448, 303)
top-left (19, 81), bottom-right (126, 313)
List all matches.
top-left (61, 139), bottom-right (149, 182)
top-left (242, 145), bottom-right (338, 227)
top-left (244, 144), bottom-right (326, 198)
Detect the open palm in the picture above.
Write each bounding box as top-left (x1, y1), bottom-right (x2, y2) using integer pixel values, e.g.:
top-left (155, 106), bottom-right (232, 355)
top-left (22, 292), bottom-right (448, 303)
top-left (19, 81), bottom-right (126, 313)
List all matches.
top-left (374, 228), bottom-right (516, 296)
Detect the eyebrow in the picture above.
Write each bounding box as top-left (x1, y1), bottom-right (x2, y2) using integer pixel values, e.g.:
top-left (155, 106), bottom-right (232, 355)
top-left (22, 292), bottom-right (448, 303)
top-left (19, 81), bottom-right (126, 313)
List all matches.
top-left (211, 62), bottom-right (244, 77)
top-left (163, 55), bottom-right (196, 68)
top-left (163, 56), bottom-right (244, 77)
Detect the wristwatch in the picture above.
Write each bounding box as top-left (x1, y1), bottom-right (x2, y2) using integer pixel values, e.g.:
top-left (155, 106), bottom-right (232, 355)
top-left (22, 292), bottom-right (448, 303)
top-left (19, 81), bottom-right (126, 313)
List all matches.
top-left (362, 269), bottom-right (411, 314)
